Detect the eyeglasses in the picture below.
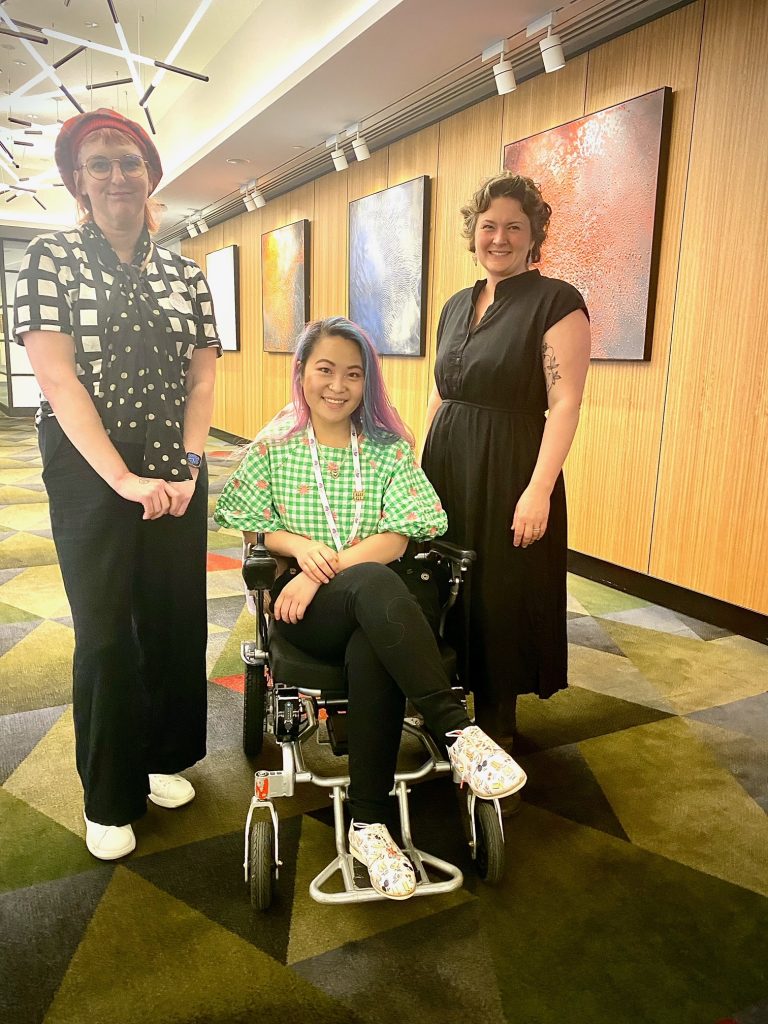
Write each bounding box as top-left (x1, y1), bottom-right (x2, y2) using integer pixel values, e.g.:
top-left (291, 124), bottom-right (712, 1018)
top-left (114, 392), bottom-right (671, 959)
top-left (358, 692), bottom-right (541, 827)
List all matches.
top-left (78, 155), bottom-right (148, 180)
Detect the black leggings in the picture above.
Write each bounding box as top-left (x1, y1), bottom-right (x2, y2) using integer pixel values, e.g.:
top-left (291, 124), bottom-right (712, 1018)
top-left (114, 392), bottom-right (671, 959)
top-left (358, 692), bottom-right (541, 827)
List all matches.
top-left (271, 561), bottom-right (471, 828)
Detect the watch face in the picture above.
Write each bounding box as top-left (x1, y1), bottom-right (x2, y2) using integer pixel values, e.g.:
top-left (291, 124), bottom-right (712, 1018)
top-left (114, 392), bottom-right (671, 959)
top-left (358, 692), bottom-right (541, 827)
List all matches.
top-left (186, 452), bottom-right (202, 468)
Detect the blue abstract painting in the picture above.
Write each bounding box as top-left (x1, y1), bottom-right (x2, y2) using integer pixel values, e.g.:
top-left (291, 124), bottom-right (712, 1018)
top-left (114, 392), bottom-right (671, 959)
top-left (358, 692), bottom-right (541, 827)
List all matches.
top-left (348, 176), bottom-right (429, 356)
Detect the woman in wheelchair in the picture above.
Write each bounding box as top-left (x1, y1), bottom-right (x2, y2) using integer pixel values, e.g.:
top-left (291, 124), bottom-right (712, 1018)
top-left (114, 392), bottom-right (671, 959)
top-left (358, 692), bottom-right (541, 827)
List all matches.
top-left (215, 317), bottom-right (525, 900)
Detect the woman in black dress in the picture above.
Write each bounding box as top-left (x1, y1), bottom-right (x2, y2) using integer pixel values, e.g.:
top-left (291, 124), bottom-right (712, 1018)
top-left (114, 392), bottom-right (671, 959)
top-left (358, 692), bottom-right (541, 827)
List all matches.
top-left (421, 172), bottom-right (591, 750)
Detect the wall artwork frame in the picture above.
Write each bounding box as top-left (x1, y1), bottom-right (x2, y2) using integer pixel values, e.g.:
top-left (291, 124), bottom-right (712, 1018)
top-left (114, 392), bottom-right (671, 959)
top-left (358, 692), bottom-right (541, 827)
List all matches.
top-left (348, 175), bottom-right (430, 357)
top-left (504, 86), bottom-right (672, 360)
top-left (205, 244), bottom-right (240, 353)
top-left (261, 219), bottom-right (311, 353)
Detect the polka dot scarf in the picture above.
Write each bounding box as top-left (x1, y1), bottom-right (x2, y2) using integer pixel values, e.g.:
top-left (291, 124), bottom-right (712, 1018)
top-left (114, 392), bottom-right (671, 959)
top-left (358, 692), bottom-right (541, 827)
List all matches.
top-left (82, 223), bottom-right (191, 481)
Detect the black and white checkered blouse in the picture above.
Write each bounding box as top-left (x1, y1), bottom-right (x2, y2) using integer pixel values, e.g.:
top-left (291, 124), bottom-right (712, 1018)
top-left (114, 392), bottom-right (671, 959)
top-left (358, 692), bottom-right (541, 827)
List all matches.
top-left (13, 225), bottom-right (221, 423)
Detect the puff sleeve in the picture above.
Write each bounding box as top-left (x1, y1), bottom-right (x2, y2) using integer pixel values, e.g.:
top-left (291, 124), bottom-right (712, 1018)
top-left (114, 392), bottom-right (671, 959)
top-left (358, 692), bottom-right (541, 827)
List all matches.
top-left (214, 441), bottom-right (288, 533)
top-left (378, 444), bottom-right (448, 540)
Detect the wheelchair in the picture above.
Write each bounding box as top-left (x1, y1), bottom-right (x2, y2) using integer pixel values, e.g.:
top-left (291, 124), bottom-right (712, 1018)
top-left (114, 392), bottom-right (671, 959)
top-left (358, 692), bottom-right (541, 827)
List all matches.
top-left (239, 534), bottom-right (506, 910)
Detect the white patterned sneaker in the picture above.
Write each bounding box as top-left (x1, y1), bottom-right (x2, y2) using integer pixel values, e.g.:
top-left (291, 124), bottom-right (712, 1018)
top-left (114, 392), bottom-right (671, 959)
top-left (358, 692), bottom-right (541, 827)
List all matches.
top-left (447, 725), bottom-right (527, 799)
top-left (148, 773), bottom-right (195, 809)
top-left (348, 822), bottom-right (417, 900)
top-left (84, 814), bottom-right (136, 861)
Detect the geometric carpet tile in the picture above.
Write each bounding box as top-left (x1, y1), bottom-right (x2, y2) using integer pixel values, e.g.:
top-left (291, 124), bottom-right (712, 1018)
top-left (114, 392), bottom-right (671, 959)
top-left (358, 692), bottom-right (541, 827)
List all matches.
top-left (0, 620), bottom-right (74, 714)
top-left (687, 691), bottom-right (768, 746)
top-left (515, 684), bottom-right (673, 753)
top-left (566, 573), bottom-right (650, 615)
top-left (567, 614), bottom-right (627, 655)
top-left (0, 484), bottom-right (50, 505)
top-left (598, 604), bottom-right (703, 639)
top-left (580, 716), bottom-right (768, 897)
top-left (685, 717), bottom-right (768, 813)
top-left (126, 819), bottom-right (303, 964)
top-left (476, 804), bottom-right (768, 1024)
top-left (594, 618), bottom-right (768, 714)
top-left (41, 867), bottom-right (364, 1024)
top-left (0, 501), bottom-right (52, 532)
top-left (0, 787), bottom-right (97, 893)
top-left (0, 600), bottom-right (43, 625)
top-left (0, 619), bottom-right (40, 655)
top-left (0, 563), bottom-right (70, 620)
top-left (518, 742), bottom-right (630, 841)
top-left (0, 531), bottom-right (58, 569)
top-left (205, 526), bottom-right (242, 550)
top-left (569, 643), bottom-right (678, 714)
top-left (293, 900), bottom-right (507, 1024)
top-left (0, 703), bottom-right (67, 783)
top-left (0, 865), bottom-right (113, 1024)
top-left (3, 708), bottom-right (83, 838)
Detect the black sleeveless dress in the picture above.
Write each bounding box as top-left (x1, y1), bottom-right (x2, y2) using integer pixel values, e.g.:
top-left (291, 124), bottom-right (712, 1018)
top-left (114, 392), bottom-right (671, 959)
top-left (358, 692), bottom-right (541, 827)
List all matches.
top-left (422, 269), bottom-right (588, 744)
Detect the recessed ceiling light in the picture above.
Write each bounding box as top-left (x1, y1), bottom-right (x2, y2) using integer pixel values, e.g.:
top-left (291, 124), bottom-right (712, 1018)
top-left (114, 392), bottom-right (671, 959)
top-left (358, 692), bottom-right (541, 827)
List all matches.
top-left (14, 61), bottom-right (27, 66)
top-left (85, 22), bottom-right (99, 28)
top-left (226, 157), bottom-right (250, 165)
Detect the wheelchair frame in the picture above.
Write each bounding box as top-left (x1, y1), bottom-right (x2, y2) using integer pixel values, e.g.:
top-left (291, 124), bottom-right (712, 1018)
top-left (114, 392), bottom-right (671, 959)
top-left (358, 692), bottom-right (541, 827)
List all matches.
top-left (239, 535), bottom-right (506, 909)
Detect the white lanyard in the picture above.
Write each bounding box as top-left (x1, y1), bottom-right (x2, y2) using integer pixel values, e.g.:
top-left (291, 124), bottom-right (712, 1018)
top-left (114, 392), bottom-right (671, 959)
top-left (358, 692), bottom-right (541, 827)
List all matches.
top-left (306, 420), bottom-right (365, 553)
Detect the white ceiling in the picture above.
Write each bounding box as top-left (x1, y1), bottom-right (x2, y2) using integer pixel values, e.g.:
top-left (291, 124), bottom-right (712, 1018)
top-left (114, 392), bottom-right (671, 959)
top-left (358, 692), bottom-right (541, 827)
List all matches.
top-left (0, 0), bottom-right (686, 239)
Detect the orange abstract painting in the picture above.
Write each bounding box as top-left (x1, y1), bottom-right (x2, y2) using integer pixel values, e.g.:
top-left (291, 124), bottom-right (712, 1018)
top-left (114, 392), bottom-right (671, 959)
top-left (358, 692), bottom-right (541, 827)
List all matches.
top-left (261, 219), bottom-right (310, 353)
top-left (504, 88), bottom-right (671, 360)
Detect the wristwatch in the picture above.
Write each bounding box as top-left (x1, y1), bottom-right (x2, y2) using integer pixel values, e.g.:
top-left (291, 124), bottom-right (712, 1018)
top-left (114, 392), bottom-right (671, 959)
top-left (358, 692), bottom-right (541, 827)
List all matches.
top-left (186, 451), bottom-right (202, 469)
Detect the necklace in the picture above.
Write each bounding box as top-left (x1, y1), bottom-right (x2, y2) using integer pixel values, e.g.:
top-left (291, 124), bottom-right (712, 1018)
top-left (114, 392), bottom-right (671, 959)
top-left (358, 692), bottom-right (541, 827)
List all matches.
top-left (325, 447), bottom-right (349, 479)
top-left (306, 420), bottom-right (365, 551)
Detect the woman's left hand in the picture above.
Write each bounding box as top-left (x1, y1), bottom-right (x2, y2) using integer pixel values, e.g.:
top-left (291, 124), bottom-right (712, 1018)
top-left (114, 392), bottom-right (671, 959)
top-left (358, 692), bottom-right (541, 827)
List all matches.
top-left (164, 474), bottom-right (197, 517)
top-left (511, 483), bottom-right (550, 547)
top-left (273, 572), bottom-right (321, 624)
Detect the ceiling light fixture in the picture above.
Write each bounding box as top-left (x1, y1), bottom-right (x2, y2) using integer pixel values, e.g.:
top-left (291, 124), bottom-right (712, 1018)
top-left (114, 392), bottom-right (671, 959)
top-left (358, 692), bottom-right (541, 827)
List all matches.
top-left (186, 220), bottom-right (199, 238)
top-left (345, 122), bottom-right (370, 162)
top-left (526, 11), bottom-right (565, 73)
top-left (481, 39), bottom-right (516, 96)
top-left (326, 135), bottom-right (348, 172)
top-left (196, 217), bottom-right (209, 234)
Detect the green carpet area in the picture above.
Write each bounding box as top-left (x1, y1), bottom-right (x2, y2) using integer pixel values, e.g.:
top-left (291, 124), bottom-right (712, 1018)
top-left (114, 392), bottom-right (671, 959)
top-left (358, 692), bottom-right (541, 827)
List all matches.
top-left (0, 413), bottom-right (766, 1024)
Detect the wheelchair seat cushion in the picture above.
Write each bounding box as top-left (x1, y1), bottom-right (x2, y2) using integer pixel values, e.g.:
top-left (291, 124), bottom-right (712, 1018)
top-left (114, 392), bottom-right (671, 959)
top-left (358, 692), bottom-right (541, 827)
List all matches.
top-left (268, 621), bottom-right (458, 699)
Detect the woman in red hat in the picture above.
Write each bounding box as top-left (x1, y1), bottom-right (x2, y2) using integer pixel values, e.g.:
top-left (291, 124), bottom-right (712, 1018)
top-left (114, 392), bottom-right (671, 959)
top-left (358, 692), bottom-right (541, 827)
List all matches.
top-left (13, 109), bottom-right (221, 860)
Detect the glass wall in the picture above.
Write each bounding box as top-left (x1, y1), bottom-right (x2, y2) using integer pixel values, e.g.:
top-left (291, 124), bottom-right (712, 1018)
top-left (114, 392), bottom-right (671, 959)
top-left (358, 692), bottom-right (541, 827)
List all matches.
top-left (0, 237), bottom-right (37, 416)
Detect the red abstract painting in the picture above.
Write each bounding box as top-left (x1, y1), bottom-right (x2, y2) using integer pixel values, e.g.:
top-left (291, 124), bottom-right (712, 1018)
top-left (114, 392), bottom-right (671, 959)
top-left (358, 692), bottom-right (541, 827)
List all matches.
top-left (504, 88), bottom-right (671, 360)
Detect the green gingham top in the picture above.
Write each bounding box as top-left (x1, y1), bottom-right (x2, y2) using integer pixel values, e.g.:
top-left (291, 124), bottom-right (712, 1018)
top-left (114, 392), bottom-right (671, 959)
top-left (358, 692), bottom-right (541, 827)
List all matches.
top-left (214, 414), bottom-right (448, 549)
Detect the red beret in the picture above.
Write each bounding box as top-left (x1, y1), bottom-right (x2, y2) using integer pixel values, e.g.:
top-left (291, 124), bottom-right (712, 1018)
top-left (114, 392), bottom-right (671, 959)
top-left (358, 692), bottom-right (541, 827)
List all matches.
top-left (55, 107), bottom-right (163, 196)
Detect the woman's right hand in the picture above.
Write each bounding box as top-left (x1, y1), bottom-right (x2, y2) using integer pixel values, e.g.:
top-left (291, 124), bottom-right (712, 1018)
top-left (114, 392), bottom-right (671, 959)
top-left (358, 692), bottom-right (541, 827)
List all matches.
top-left (294, 537), bottom-right (339, 583)
top-left (113, 473), bottom-right (172, 520)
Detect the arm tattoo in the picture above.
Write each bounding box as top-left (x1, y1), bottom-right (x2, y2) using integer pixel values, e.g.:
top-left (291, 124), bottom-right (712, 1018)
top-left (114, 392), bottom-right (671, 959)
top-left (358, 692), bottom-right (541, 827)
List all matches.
top-left (542, 341), bottom-right (562, 393)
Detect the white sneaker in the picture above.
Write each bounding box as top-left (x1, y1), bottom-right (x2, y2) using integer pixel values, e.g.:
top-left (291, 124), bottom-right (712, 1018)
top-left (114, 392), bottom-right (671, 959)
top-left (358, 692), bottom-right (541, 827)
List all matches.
top-left (84, 814), bottom-right (136, 861)
top-left (148, 773), bottom-right (195, 809)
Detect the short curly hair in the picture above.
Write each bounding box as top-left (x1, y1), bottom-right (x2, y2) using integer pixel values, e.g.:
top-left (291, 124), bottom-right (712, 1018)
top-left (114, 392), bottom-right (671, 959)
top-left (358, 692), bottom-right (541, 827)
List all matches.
top-left (461, 172), bottom-right (551, 263)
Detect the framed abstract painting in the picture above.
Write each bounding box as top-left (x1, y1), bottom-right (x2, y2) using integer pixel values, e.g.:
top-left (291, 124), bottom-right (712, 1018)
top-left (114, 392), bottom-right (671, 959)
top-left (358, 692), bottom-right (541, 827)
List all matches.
top-left (504, 87), bottom-right (672, 360)
top-left (348, 175), bottom-right (430, 357)
top-left (261, 219), bottom-right (310, 353)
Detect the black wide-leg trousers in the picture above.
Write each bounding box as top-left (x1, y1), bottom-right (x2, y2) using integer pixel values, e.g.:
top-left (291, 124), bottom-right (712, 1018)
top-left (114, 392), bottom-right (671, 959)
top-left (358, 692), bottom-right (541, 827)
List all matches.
top-left (271, 561), bottom-right (471, 828)
top-left (40, 422), bottom-right (209, 825)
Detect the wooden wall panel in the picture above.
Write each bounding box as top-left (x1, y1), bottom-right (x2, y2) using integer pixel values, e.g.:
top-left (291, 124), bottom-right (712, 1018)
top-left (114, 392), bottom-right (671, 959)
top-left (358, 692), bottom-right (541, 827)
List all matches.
top-left (312, 171), bottom-right (347, 319)
top-left (430, 96), bottom-right (504, 343)
top-left (238, 206), bottom-right (263, 439)
top-left (565, 2), bottom-right (705, 571)
top-left (650, 0), bottom-right (768, 612)
top-left (385, 124), bottom-right (440, 444)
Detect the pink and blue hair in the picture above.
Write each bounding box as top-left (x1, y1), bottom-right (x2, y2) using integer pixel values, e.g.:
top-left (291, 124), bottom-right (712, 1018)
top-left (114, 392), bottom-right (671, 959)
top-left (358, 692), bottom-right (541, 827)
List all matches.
top-left (287, 317), bottom-right (414, 446)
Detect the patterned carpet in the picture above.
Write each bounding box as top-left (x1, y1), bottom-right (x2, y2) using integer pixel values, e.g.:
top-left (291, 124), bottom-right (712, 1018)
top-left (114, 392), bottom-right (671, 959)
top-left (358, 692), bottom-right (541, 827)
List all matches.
top-left (0, 412), bottom-right (767, 1024)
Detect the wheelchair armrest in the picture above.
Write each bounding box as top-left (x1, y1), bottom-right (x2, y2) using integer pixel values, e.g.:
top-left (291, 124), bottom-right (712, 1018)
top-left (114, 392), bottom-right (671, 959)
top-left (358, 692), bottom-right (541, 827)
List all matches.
top-left (426, 539), bottom-right (476, 564)
top-left (242, 533), bottom-right (278, 591)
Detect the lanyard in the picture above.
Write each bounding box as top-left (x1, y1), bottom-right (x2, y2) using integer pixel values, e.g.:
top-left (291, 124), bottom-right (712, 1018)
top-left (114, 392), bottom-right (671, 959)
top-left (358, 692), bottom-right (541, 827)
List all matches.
top-left (306, 420), bottom-right (365, 552)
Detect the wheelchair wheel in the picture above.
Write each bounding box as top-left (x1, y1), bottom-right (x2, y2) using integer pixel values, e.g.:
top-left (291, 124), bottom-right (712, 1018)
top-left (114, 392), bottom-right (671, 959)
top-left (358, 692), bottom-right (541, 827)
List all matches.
top-left (243, 663), bottom-right (266, 756)
top-left (249, 817), bottom-right (274, 910)
top-left (474, 799), bottom-right (505, 885)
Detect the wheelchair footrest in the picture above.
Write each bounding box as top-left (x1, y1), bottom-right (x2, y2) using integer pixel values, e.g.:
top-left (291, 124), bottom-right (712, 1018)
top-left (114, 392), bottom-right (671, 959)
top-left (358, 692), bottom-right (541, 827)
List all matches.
top-left (309, 850), bottom-right (463, 905)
